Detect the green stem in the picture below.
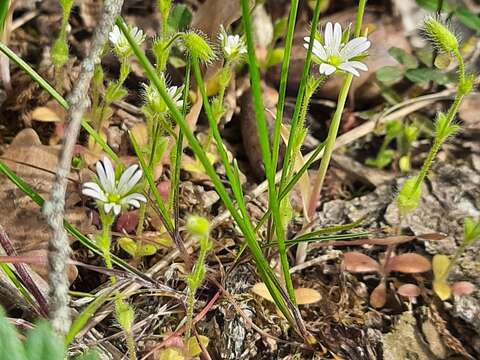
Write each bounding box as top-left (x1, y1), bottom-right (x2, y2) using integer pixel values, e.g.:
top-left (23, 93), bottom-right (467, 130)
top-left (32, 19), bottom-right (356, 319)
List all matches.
top-left (271, 0), bottom-right (299, 183)
top-left (413, 51), bottom-right (466, 192)
top-left (172, 58), bottom-right (191, 231)
top-left (240, 0), bottom-right (295, 301)
top-left (117, 17), bottom-right (303, 334)
top-left (279, 0), bottom-right (322, 191)
top-left (307, 0), bottom-right (368, 218)
top-left (126, 330), bottom-right (136, 360)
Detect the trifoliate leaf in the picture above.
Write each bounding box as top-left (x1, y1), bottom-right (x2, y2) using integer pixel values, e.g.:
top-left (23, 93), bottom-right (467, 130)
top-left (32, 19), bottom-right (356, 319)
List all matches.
top-left (405, 68), bottom-right (450, 85)
top-left (376, 66), bottom-right (404, 85)
top-left (388, 47), bottom-right (418, 69)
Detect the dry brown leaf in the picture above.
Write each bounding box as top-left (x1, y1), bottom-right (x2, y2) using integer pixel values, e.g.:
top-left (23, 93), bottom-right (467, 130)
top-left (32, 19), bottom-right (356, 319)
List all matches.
top-left (130, 123), bottom-right (149, 148)
top-left (31, 105), bottom-right (62, 122)
top-left (251, 283), bottom-right (321, 305)
top-left (294, 287), bottom-right (322, 305)
top-left (0, 129), bottom-right (90, 290)
top-left (397, 283), bottom-right (421, 298)
top-left (387, 253), bottom-right (431, 274)
top-left (370, 283), bottom-right (387, 308)
top-left (343, 252), bottom-right (380, 273)
top-left (451, 281), bottom-right (475, 296)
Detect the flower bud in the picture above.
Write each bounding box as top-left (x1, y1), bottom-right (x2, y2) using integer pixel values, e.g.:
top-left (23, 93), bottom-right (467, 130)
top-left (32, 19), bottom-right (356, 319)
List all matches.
top-left (424, 17), bottom-right (458, 54)
top-left (186, 215), bottom-right (210, 237)
top-left (182, 31), bottom-right (216, 63)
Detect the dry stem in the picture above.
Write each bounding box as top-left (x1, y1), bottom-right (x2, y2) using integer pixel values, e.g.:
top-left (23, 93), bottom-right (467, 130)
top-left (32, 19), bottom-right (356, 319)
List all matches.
top-left (42, 0), bottom-right (124, 335)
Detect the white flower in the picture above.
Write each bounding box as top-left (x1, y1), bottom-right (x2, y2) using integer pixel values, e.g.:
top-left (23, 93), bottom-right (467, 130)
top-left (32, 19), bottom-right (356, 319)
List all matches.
top-left (109, 25), bottom-right (145, 58)
top-left (166, 85), bottom-right (184, 108)
top-left (142, 80), bottom-right (184, 114)
top-left (82, 157), bottom-right (147, 216)
top-left (304, 22), bottom-right (371, 77)
top-left (218, 28), bottom-right (247, 59)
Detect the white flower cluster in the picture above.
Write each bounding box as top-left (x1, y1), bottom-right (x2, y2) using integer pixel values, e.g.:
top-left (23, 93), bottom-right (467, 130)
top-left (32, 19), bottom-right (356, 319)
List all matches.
top-left (109, 25), bottom-right (146, 58)
top-left (218, 27), bottom-right (247, 60)
top-left (304, 22), bottom-right (371, 77)
top-left (142, 76), bottom-right (184, 115)
top-left (82, 157), bottom-right (147, 216)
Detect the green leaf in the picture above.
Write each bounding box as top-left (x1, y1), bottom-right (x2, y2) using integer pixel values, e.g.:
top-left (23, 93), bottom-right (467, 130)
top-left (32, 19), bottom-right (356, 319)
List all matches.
top-left (376, 66), bottom-right (404, 85)
top-left (388, 47), bottom-right (418, 69)
top-left (66, 291), bottom-right (112, 347)
top-left (366, 149), bottom-right (395, 169)
top-left (385, 120), bottom-right (402, 138)
top-left (25, 322), bottom-right (64, 360)
top-left (405, 68), bottom-right (450, 85)
top-left (0, 0), bottom-right (10, 33)
top-left (267, 47), bottom-right (285, 67)
top-left (273, 16), bottom-right (288, 40)
top-left (0, 307), bottom-right (27, 360)
top-left (455, 7), bottom-right (480, 32)
top-left (464, 217), bottom-right (480, 245)
top-left (415, 0), bottom-right (451, 12)
top-left (74, 351), bottom-right (100, 360)
top-left (415, 46), bottom-right (434, 67)
top-left (168, 4), bottom-right (192, 31)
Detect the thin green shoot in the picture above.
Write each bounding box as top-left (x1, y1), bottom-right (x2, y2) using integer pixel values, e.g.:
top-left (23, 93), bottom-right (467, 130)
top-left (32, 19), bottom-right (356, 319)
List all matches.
top-left (240, 0), bottom-right (295, 301)
top-left (307, 0), bottom-right (368, 218)
top-left (115, 17), bottom-right (301, 331)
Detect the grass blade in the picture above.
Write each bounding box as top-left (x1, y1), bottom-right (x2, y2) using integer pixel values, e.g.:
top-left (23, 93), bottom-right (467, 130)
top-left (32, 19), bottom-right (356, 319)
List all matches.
top-left (240, 0), bottom-right (295, 301)
top-left (115, 17), bottom-right (296, 325)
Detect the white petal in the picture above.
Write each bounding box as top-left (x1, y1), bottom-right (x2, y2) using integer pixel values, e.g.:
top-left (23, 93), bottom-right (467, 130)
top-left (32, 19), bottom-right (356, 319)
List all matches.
top-left (346, 60), bottom-right (368, 71)
top-left (340, 37), bottom-right (371, 59)
top-left (311, 43), bottom-right (328, 61)
top-left (324, 22), bottom-right (333, 49)
top-left (113, 204), bottom-right (121, 216)
top-left (332, 23), bottom-right (342, 51)
top-left (338, 63), bottom-right (360, 76)
top-left (125, 199), bottom-right (140, 208)
top-left (83, 182), bottom-right (107, 199)
top-left (121, 193), bottom-right (147, 205)
top-left (82, 188), bottom-right (107, 202)
top-left (102, 157), bottom-right (116, 192)
top-left (104, 203), bottom-right (114, 214)
top-left (96, 161), bottom-right (109, 192)
top-left (123, 168), bottom-right (143, 193)
top-left (109, 26), bottom-right (121, 44)
top-left (319, 63), bottom-right (336, 75)
top-left (117, 164), bottom-right (139, 195)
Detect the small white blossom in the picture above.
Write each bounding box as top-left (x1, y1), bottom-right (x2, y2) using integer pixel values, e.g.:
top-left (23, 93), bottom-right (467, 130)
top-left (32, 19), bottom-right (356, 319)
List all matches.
top-left (218, 27), bottom-right (247, 59)
top-left (142, 77), bottom-right (184, 114)
top-left (82, 157), bottom-right (147, 216)
top-left (304, 22), bottom-right (370, 77)
top-left (166, 85), bottom-right (184, 108)
top-left (109, 25), bottom-right (145, 58)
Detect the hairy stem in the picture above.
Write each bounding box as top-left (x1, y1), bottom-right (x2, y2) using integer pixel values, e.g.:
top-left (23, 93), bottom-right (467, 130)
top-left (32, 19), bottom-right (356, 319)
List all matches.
top-left (42, 0), bottom-right (124, 336)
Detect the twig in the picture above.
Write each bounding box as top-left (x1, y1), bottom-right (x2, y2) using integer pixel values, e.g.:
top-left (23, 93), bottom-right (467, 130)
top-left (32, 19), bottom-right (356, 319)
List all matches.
top-left (42, 0), bottom-right (124, 335)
